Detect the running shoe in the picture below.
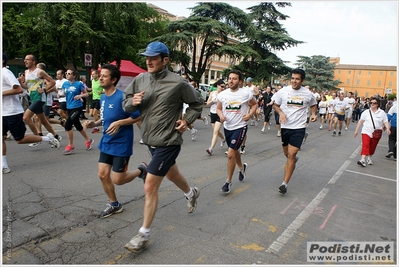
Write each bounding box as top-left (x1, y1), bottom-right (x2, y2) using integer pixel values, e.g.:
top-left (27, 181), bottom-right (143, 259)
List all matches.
top-left (279, 183), bottom-right (287, 194)
top-left (267, 124), bottom-right (271, 130)
top-left (338, 131), bottom-right (342, 136)
top-left (186, 187), bottom-right (200, 213)
top-left (261, 127), bottom-right (265, 132)
top-left (366, 159), bottom-right (373, 165)
top-left (221, 182), bottom-right (231, 193)
top-left (240, 146), bottom-right (246, 155)
top-left (29, 142), bottom-right (41, 147)
top-left (191, 128), bottom-right (198, 140)
top-left (221, 139), bottom-right (226, 147)
top-left (100, 203), bottom-right (123, 218)
top-left (238, 163), bottom-right (247, 181)
top-left (2, 167), bottom-right (11, 174)
top-left (138, 162), bottom-right (148, 182)
top-left (386, 152), bottom-right (394, 158)
top-left (203, 117), bottom-right (209, 126)
top-left (63, 145), bottom-right (75, 155)
top-left (277, 131), bottom-right (281, 137)
top-left (47, 133), bottom-right (60, 149)
top-left (206, 148), bottom-right (213, 155)
top-left (357, 160), bottom-right (366, 167)
top-left (124, 232), bottom-right (149, 253)
top-left (332, 130), bottom-right (336, 137)
top-left (85, 139), bottom-right (94, 150)
top-left (91, 127), bottom-right (101, 134)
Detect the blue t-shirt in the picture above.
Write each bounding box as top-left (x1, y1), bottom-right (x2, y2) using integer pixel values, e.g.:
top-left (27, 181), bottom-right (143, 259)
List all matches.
top-left (98, 89), bottom-right (140, 157)
top-left (63, 80), bottom-right (85, 109)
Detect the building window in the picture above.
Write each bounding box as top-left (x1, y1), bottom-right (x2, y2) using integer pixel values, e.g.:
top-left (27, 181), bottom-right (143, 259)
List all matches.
top-left (378, 81), bottom-right (381, 86)
top-left (338, 70), bottom-right (341, 74)
top-left (367, 80), bottom-right (370, 86)
top-left (368, 71), bottom-right (372, 75)
top-left (348, 71), bottom-right (351, 74)
top-left (358, 71), bottom-right (361, 75)
top-left (347, 79), bottom-right (350, 84)
top-left (391, 71), bottom-right (394, 76)
top-left (389, 81), bottom-right (392, 86)
top-left (380, 71), bottom-right (383, 76)
top-left (357, 79), bottom-right (360, 85)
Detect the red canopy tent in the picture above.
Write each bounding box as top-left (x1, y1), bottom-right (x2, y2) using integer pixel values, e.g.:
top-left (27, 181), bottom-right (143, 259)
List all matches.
top-left (100, 60), bottom-right (146, 90)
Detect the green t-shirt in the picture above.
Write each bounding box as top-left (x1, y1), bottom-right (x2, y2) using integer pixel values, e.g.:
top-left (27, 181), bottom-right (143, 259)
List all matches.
top-left (91, 79), bottom-right (103, 100)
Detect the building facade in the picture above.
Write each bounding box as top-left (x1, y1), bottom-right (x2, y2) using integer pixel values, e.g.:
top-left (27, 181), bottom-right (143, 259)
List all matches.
top-left (333, 62), bottom-right (397, 97)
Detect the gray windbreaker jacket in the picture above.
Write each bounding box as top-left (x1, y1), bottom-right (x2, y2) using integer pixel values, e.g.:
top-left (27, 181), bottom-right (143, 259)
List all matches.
top-left (123, 68), bottom-right (203, 147)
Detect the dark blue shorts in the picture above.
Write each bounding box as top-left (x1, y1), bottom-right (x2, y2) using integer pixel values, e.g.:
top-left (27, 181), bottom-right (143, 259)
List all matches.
top-left (334, 113), bottom-right (345, 121)
top-left (281, 128), bottom-right (306, 149)
top-left (147, 145), bottom-right (181, 177)
top-left (99, 151), bottom-right (130, 173)
top-left (2, 113), bottom-right (26, 141)
top-left (224, 125), bottom-right (247, 151)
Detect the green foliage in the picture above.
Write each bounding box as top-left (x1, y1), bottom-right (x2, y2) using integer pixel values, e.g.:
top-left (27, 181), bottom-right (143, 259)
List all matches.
top-left (2, 3), bottom-right (167, 72)
top-left (387, 94), bottom-right (396, 100)
top-left (295, 55), bottom-right (341, 91)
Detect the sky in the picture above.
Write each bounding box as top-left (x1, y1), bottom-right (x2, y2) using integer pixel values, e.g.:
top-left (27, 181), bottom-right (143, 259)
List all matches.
top-left (149, 1), bottom-right (398, 67)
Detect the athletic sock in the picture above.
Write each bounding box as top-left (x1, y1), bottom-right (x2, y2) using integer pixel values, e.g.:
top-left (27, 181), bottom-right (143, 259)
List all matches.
top-left (184, 187), bottom-right (194, 199)
top-left (2, 156), bottom-right (8, 168)
top-left (139, 227), bottom-right (151, 237)
top-left (111, 201), bottom-right (119, 207)
top-left (41, 136), bottom-right (50, 142)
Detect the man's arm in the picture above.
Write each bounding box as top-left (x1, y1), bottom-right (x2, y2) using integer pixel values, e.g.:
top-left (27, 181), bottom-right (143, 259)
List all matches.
top-left (122, 79), bottom-right (139, 113)
top-left (38, 69), bottom-right (56, 93)
top-left (2, 84), bottom-right (23, 96)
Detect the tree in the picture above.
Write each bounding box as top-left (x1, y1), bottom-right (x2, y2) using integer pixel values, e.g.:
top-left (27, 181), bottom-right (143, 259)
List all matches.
top-left (156, 2), bottom-right (252, 85)
top-left (154, 2), bottom-right (302, 85)
top-left (295, 55), bottom-right (342, 91)
top-left (236, 2), bottom-right (303, 84)
top-left (2, 3), bottom-right (166, 72)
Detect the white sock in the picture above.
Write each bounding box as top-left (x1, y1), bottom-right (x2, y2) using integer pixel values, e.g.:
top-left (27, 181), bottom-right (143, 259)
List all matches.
top-left (139, 227), bottom-right (151, 237)
top-left (2, 156), bottom-right (8, 168)
top-left (185, 187), bottom-right (194, 199)
top-left (282, 181), bottom-right (287, 186)
top-left (41, 136), bottom-right (50, 142)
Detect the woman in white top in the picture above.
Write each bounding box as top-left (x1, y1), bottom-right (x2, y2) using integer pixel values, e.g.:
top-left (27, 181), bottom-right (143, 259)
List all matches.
top-left (354, 96), bottom-right (390, 166)
top-left (318, 95), bottom-right (328, 129)
top-left (205, 79), bottom-right (226, 155)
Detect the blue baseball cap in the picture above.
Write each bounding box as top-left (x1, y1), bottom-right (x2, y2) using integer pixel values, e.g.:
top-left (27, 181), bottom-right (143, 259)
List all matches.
top-left (246, 77), bottom-right (253, 82)
top-left (140, 41), bottom-right (169, 57)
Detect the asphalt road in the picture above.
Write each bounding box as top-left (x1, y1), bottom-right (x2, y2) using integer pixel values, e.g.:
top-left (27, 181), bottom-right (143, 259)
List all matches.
top-left (2, 107), bottom-right (397, 264)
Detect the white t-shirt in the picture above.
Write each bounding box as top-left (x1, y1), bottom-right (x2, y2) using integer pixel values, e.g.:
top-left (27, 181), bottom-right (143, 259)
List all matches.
top-left (333, 98), bottom-right (349, 115)
top-left (2, 67), bottom-right (24, 116)
top-left (271, 85), bottom-right (317, 129)
top-left (327, 98), bottom-right (336, 113)
top-left (318, 100), bottom-right (327, 114)
top-left (56, 78), bottom-right (68, 102)
top-left (217, 88), bottom-right (253, 130)
top-left (360, 108), bottom-right (388, 138)
top-left (345, 97), bottom-right (356, 111)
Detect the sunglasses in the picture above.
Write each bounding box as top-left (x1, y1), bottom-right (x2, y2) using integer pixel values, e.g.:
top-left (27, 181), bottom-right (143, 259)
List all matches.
top-left (66, 72), bottom-right (74, 75)
top-left (370, 102), bottom-right (378, 104)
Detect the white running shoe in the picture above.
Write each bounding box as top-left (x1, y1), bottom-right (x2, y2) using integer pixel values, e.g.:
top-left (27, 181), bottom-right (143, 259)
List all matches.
top-left (29, 142), bottom-right (41, 148)
top-left (203, 117), bottom-right (209, 126)
top-left (191, 128), bottom-right (198, 140)
top-left (47, 133), bottom-right (60, 149)
top-left (261, 127), bottom-right (265, 132)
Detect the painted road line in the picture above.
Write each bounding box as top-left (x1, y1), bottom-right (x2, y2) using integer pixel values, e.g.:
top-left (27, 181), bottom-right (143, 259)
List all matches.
top-left (345, 170), bottom-right (396, 182)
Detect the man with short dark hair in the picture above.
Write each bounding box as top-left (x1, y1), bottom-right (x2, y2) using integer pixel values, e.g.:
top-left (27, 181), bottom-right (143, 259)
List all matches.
top-left (272, 68), bottom-right (317, 194)
top-left (85, 64), bottom-right (147, 218)
top-left (217, 70), bottom-right (258, 193)
top-left (122, 41), bottom-right (203, 252)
